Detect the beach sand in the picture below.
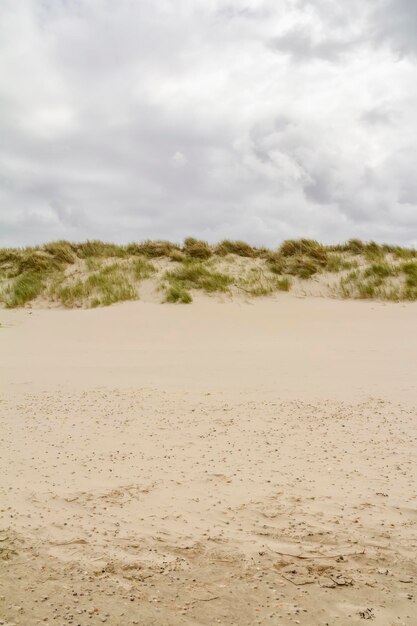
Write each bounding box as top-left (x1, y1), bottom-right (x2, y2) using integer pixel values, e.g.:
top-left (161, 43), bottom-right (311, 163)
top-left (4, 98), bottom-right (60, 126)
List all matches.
top-left (1, 296), bottom-right (416, 625)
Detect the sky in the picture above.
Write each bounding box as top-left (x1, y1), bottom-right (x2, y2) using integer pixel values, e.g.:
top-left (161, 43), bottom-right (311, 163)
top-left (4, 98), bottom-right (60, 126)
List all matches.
top-left (1, 0), bottom-right (417, 248)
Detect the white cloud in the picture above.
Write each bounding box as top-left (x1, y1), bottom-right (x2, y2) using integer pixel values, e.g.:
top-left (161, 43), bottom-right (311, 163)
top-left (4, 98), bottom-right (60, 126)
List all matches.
top-left (0, 0), bottom-right (416, 247)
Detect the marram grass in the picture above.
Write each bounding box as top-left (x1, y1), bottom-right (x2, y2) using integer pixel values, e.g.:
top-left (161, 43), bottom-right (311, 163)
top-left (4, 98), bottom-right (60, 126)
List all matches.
top-left (0, 238), bottom-right (416, 307)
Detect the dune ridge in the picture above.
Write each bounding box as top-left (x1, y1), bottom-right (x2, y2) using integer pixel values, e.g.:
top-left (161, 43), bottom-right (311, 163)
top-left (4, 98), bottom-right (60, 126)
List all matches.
top-left (1, 238), bottom-right (416, 308)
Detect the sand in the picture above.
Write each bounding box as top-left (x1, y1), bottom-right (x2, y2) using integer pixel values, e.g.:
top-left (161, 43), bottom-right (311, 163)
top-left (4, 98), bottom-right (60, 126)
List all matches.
top-left (1, 295), bottom-right (416, 625)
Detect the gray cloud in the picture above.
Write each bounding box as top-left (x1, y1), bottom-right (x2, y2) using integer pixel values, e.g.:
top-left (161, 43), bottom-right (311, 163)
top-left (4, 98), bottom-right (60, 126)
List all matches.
top-left (269, 29), bottom-right (359, 63)
top-left (0, 0), bottom-right (416, 248)
top-left (373, 0), bottom-right (417, 57)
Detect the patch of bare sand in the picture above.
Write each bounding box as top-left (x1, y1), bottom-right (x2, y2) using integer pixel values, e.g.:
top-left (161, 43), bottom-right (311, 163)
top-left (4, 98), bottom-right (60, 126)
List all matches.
top-left (1, 297), bottom-right (416, 625)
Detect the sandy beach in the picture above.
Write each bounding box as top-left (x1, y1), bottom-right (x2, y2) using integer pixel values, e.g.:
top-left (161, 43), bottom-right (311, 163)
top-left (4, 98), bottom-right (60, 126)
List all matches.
top-left (1, 296), bottom-right (416, 625)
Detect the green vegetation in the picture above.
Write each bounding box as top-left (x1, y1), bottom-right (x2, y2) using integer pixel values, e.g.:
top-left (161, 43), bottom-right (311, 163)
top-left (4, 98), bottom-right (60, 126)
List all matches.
top-left (275, 277), bottom-right (291, 292)
top-left (363, 262), bottom-right (396, 280)
top-left (325, 253), bottom-right (357, 273)
top-left (49, 263), bottom-right (138, 308)
top-left (164, 261), bottom-right (232, 298)
top-left (182, 237), bottom-right (212, 259)
top-left (337, 260), bottom-right (417, 301)
top-left (74, 241), bottom-right (127, 259)
top-left (131, 257), bottom-right (156, 280)
top-left (401, 261), bottom-right (417, 300)
top-left (128, 240), bottom-right (181, 259)
top-left (3, 271), bottom-right (44, 308)
top-left (165, 285), bottom-right (193, 303)
top-left (214, 240), bottom-right (257, 257)
top-left (0, 238), bottom-right (416, 307)
top-left (265, 239), bottom-right (332, 279)
top-left (235, 267), bottom-right (291, 296)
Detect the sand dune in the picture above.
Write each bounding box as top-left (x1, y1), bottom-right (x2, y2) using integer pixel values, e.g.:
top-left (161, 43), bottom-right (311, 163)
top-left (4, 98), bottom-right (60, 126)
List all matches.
top-left (1, 296), bottom-right (416, 625)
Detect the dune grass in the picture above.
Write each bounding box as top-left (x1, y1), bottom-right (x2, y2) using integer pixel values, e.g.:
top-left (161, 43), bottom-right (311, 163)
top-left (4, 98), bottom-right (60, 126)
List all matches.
top-left (131, 257), bottom-right (156, 280)
top-left (1, 238), bottom-right (416, 307)
top-left (163, 260), bottom-right (233, 301)
top-left (49, 262), bottom-right (140, 307)
top-left (235, 266), bottom-right (291, 296)
top-left (165, 285), bottom-right (193, 303)
top-left (337, 260), bottom-right (417, 301)
top-left (182, 237), bottom-right (212, 260)
top-left (214, 240), bottom-right (258, 257)
top-left (3, 271), bottom-right (45, 308)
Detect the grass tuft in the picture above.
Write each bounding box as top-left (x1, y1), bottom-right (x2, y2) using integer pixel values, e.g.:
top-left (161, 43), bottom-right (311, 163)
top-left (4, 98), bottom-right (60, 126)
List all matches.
top-left (17, 250), bottom-right (63, 274)
top-left (50, 263), bottom-right (137, 307)
top-left (285, 256), bottom-right (321, 279)
top-left (3, 271), bottom-right (44, 308)
top-left (135, 240), bottom-right (181, 259)
top-left (276, 277), bottom-right (291, 291)
top-left (43, 241), bottom-right (77, 264)
top-left (363, 262), bottom-right (395, 280)
top-left (165, 285), bottom-right (193, 303)
top-left (164, 261), bottom-right (232, 295)
top-left (214, 240), bottom-right (258, 257)
top-left (279, 239), bottom-right (328, 263)
top-left (183, 237), bottom-right (212, 259)
top-left (267, 253), bottom-right (286, 275)
top-left (131, 257), bottom-right (156, 280)
top-left (325, 253), bottom-right (357, 273)
top-left (75, 241), bottom-right (127, 258)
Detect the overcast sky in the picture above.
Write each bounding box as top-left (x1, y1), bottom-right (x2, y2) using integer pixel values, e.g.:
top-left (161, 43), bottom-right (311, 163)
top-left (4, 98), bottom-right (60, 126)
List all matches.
top-left (1, 0), bottom-right (417, 248)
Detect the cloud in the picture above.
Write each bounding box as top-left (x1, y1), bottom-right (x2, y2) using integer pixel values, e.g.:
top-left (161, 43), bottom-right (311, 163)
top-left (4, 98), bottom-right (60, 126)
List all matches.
top-left (269, 29), bottom-right (359, 63)
top-left (373, 0), bottom-right (417, 57)
top-left (0, 0), bottom-right (416, 248)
